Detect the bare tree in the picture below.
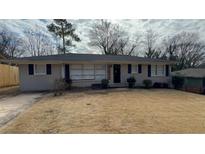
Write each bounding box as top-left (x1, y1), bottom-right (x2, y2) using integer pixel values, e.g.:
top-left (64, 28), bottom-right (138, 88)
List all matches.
top-left (0, 30), bottom-right (10, 54)
top-left (162, 36), bottom-right (178, 61)
top-left (23, 26), bottom-right (56, 56)
top-left (89, 20), bottom-right (139, 55)
top-left (0, 29), bottom-right (25, 58)
top-left (163, 31), bottom-right (205, 70)
top-left (7, 35), bottom-right (25, 58)
top-left (143, 29), bottom-right (160, 58)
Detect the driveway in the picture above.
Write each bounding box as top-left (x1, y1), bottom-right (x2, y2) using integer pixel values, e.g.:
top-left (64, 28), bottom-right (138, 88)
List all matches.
top-left (0, 93), bottom-right (43, 127)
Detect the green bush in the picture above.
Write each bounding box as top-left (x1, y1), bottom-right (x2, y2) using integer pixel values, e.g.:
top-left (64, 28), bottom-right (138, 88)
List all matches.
top-left (172, 76), bottom-right (184, 89)
top-left (143, 79), bottom-right (152, 88)
top-left (101, 79), bottom-right (109, 89)
top-left (127, 77), bottom-right (136, 88)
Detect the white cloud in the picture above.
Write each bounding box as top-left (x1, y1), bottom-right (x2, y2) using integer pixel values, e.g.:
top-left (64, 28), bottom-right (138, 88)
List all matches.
top-left (0, 19), bottom-right (205, 54)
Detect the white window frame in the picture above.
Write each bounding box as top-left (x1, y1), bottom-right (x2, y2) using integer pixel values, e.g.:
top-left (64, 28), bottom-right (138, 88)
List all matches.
top-left (34, 64), bottom-right (46, 75)
top-left (131, 64), bottom-right (138, 74)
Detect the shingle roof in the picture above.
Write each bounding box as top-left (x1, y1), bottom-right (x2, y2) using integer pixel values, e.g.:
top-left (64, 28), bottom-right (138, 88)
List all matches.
top-left (12, 53), bottom-right (175, 64)
top-left (172, 68), bottom-right (205, 78)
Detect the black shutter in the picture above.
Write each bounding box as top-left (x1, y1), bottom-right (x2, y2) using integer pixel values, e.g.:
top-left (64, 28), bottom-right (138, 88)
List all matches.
top-left (128, 64), bottom-right (132, 74)
top-left (46, 64), bottom-right (52, 75)
top-left (65, 64), bottom-right (70, 80)
top-left (138, 64), bottom-right (142, 73)
top-left (166, 65), bottom-right (169, 76)
top-left (148, 65), bottom-right (151, 77)
top-left (28, 64), bottom-right (34, 75)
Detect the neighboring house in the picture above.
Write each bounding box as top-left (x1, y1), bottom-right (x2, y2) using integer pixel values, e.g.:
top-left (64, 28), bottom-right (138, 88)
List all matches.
top-left (198, 63), bottom-right (205, 68)
top-left (8, 53), bottom-right (175, 91)
top-left (172, 68), bottom-right (205, 94)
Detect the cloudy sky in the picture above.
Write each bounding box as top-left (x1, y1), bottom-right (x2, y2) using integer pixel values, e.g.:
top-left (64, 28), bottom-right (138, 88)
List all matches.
top-left (0, 19), bottom-right (205, 54)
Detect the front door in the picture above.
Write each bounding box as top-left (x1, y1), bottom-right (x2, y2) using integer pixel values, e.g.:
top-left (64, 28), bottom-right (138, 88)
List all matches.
top-left (113, 64), bottom-right (121, 83)
top-left (64, 64), bottom-right (70, 82)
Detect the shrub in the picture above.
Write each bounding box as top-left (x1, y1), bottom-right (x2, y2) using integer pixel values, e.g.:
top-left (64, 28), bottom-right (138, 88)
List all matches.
top-left (54, 78), bottom-right (67, 96)
top-left (92, 84), bottom-right (101, 89)
top-left (153, 82), bottom-right (169, 88)
top-left (172, 76), bottom-right (184, 89)
top-left (143, 79), bottom-right (152, 88)
top-left (153, 82), bottom-right (162, 88)
top-left (127, 77), bottom-right (136, 88)
top-left (65, 78), bottom-right (72, 90)
top-left (101, 79), bottom-right (109, 89)
top-left (163, 83), bottom-right (169, 88)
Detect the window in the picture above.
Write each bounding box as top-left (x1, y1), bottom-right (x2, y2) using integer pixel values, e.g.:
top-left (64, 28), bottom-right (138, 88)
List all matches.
top-left (70, 64), bottom-right (106, 80)
top-left (151, 65), bottom-right (165, 76)
top-left (131, 64), bottom-right (138, 73)
top-left (34, 64), bottom-right (46, 75)
top-left (95, 64), bottom-right (106, 80)
top-left (70, 64), bottom-right (94, 80)
top-left (82, 65), bottom-right (95, 79)
top-left (158, 65), bottom-right (165, 76)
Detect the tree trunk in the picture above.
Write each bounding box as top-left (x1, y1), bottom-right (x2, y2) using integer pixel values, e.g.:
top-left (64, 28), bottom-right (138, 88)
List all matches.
top-left (61, 24), bottom-right (66, 54)
top-left (62, 34), bottom-right (65, 54)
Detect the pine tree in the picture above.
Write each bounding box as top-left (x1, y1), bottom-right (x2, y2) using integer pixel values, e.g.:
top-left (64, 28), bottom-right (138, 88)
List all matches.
top-left (47, 19), bottom-right (80, 54)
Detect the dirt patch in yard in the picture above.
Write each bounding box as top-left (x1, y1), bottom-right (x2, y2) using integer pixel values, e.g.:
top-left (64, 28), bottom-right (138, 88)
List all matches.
top-left (1, 89), bottom-right (205, 133)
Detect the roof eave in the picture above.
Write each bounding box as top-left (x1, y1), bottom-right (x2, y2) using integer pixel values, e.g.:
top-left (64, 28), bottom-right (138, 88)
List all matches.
top-left (5, 59), bottom-right (176, 65)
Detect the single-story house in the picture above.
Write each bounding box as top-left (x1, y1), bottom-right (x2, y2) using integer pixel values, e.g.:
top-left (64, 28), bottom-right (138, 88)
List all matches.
top-left (7, 53), bottom-right (175, 91)
top-left (172, 68), bottom-right (205, 94)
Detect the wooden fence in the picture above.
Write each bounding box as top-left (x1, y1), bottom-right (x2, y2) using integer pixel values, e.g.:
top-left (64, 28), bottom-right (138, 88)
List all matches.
top-left (0, 64), bottom-right (19, 88)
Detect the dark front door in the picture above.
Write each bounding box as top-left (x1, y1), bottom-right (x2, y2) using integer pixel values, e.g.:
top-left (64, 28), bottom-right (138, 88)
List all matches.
top-left (113, 64), bottom-right (121, 83)
top-left (64, 64), bottom-right (70, 82)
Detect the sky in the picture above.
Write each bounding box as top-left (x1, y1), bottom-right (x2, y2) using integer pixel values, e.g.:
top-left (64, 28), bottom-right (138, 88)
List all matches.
top-left (0, 19), bottom-right (205, 55)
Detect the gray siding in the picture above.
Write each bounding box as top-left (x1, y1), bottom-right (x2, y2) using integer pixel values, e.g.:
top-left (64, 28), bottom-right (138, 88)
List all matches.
top-left (19, 64), bottom-right (62, 91)
top-left (113, 64), bottom-right (171, 87)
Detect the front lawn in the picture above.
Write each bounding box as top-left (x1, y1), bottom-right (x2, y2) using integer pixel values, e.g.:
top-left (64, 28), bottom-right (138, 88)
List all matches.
top-left (1, 89), bottom-right (205, 133)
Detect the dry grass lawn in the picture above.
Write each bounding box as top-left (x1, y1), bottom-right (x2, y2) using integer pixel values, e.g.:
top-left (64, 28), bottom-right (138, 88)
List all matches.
top-left (1, 88), bottom-right (205, 133)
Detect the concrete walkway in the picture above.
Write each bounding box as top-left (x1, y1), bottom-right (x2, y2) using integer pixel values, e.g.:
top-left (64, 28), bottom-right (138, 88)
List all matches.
top-left (0, 93), bottom-right (43, 127)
